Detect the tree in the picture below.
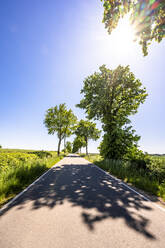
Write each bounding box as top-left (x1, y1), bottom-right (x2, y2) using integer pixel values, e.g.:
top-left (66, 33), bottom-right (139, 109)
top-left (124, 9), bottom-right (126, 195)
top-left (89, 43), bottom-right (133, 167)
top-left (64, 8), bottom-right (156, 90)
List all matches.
top-left (44, 103), bottom-right (77, 156)
top-left (62, 109), bottom-right (77, 153)
top-left (72, 136), bottom-right (86, 154)
top-left (75, 120), bottom-right (101, 155)
top-left (0, 145), bottom-right (2, 149)
top-left (65, 141), bottom-right (72, 153)
top-left (101, 0), bottom-right (165, 55)
top-left (77, 65), bottom-right (147, 159)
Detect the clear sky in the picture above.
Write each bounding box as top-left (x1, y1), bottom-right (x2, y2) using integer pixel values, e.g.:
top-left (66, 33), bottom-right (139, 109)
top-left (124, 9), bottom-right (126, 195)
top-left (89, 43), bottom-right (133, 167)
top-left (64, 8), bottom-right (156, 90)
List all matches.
top-left (0, 0), bottom-right (165, 154)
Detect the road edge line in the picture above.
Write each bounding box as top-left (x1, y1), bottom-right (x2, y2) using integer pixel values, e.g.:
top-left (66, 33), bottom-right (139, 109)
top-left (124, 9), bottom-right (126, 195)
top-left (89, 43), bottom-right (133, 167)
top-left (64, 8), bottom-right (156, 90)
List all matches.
top-left (87, 160), bottom-right (165, 213)
top-left (0, 158), bottom-right (64, 213)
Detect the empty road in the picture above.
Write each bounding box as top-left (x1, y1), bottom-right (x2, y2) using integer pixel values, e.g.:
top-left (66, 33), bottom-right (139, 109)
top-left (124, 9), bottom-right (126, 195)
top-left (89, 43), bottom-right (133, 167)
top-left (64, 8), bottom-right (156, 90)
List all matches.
top-left (0, 155), bottom-right (165, 248)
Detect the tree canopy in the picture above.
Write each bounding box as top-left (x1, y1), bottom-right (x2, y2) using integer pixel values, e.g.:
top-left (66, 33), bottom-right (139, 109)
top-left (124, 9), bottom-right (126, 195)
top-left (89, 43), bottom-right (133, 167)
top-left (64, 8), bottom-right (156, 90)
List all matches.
top-left (72, 136), bottom-right (86, 153)
top-left (44, 103), bottom-right (77, 156)
top-left (65, 141), bottom-right (72, 153)
top-left (62, 107), bottom-right (77, 152)
top-left (101, 0), bottom-right (165, 55)
top-left (74, 120), bottom-right (101, 155)
top-left (77, 65), bottom-right (148, 159)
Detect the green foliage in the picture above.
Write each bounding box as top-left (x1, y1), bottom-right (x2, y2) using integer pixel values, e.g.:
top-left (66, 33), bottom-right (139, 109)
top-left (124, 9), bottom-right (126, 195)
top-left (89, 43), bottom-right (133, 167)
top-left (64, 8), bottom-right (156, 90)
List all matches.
top-left (72, 136), bottom-right (86, 153)
top-left (86, 154), bottom-right (165, 201)
top-left (44, 103), bottom-right (77, 156)
top-left (124, 145), bottom-right (151, 170)
top-left (99, 126), bottom-right (140, 159)
top-left (77, 65), bottom-right (147, 159)
top-left (0, 145), bottom-right (2, 149)
top-left (65, 141), bottom-right (72, 153)
top-left (75, 120), bottom-right (101, 155)
top-left (148, 157), bottom-right (165, 183)
top-left (28, 150), bottom-right (52, 159)
top-left (0, 152), bottom-right (37, 171)
top-left (0, 151), bottom-right (63, 206)
top-left (101, 0), bottom-right (165, 55)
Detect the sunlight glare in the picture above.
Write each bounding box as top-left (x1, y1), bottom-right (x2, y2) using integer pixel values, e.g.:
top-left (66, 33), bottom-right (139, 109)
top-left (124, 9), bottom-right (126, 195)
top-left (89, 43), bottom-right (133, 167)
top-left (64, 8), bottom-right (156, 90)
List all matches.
top-left (110, 15), bottom-right (137, 54)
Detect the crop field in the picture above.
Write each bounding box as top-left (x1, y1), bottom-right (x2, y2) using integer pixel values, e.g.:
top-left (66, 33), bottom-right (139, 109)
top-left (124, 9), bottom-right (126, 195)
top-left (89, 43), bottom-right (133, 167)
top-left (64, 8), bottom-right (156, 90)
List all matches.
top-left (86, 154), bottom-right (165, 201)
top-left (0, 149), bottom-right (63, 207)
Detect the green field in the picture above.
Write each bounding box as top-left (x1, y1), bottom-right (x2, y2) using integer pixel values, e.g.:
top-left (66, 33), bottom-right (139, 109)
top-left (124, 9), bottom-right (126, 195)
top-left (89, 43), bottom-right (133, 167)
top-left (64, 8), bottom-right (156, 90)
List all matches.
top-left (0, 149), bottom-right (63, 207)
top-left (86, 154), bottom-right (165, 201)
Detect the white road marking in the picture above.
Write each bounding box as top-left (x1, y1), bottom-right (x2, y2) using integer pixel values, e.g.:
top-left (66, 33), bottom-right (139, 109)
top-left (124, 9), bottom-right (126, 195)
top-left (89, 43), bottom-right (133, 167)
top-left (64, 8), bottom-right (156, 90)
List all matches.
top-left (1, 156), bottom-right (165, 215)
top-left (0, 160), bottom-right (63, 214)
top-left (91, 161), bottom-right (165, 213)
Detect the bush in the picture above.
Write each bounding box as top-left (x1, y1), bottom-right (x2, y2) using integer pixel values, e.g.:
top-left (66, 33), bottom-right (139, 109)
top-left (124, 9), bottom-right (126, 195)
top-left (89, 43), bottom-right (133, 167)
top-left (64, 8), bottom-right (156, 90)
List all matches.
top-left (148, 157), bottom-right (165, 183)
top-left (0, 160), bottom-right (48, 204)
top-left (0, 152), bottom-right (37, 171)
top-left (0, 151), bottom-right (63, 206)
top-left (86, 154), bottom-right (165, 201)
top-left (124, 146), bottom-right (151, 170)
top-left (28, 150), bottom-right (52, 159)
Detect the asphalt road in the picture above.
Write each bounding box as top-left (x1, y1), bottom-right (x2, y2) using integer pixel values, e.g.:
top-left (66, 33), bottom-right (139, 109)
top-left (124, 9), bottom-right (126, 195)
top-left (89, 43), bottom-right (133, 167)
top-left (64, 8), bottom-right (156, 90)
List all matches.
top-left (0, 155), bottom-right (165, 248)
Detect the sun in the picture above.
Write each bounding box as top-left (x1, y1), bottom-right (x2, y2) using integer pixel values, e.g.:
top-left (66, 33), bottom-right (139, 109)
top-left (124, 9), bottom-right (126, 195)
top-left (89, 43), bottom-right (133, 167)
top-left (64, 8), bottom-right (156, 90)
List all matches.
top-left (109, 14), bottom-right (137, 54)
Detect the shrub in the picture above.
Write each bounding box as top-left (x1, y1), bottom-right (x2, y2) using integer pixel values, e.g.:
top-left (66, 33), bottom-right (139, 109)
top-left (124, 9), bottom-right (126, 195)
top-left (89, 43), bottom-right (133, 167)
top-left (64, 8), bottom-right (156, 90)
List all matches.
top-left (0, 152), bottom-right (37, 171)
top-left (124, 146), bottom-right (151, 170)
top-left (28, 150), bottom-right (52, 159)
top-left (87, 154), bottom-right (165, 201)
top-left (0, 151), bottom-right (63, 206)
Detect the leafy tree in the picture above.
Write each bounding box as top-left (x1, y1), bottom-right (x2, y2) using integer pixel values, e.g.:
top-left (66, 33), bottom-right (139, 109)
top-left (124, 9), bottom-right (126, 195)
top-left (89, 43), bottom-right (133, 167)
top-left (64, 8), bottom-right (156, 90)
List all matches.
top-left (62, 109), bottom-right (77, 153)
top-left (75, 120), bottom-right (101, 155)
top-left (77, 65), bottom-right (147, 159)
top-left (72, 136), bottom-right (86, 154)
top-left (44, 103), bottom-right (77, 156)
top-left (0, 145), bottom-right (2, 149)
top-left (101, 0), bottom-right (165, 55)
top-left (65, 141), bottom-right (72, 153)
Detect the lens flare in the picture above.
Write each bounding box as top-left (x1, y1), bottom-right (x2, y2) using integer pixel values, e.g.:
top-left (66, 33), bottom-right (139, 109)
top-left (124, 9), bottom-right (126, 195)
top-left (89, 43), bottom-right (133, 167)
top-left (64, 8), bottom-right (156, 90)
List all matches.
top-left (130, 0), bottom-right (164, 40)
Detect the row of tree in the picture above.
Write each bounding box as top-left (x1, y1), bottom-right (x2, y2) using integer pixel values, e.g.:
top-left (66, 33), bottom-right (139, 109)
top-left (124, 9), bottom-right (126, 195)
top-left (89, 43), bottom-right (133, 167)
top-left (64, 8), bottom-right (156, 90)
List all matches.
top-left (44, 104), bottom-right (100, 156)
top-left (44, 64), bottom-right (147, 159)
top-left (44, 1), bottom-right (165, 159)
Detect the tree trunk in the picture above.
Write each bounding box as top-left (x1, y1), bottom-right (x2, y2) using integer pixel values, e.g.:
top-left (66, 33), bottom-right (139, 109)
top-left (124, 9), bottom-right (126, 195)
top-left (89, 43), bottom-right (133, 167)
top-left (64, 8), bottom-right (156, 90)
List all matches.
top-left (64, 136), bottom-right (66, 153)
top-left (58, 138), bottom-right (61, 156)
top-left (86, 139), bottom-right (88, 156)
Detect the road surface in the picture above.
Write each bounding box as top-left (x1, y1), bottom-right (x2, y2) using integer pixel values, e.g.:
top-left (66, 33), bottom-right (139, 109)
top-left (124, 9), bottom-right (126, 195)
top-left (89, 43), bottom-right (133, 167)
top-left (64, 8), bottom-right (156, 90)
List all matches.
top-left (0, 155), bottom-right (165, 248)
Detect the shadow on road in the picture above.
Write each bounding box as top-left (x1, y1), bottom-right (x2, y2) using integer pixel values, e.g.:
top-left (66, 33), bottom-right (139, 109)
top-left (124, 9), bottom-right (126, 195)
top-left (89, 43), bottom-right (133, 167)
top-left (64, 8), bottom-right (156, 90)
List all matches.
top-left (0, 160), bottom-right (155, 240)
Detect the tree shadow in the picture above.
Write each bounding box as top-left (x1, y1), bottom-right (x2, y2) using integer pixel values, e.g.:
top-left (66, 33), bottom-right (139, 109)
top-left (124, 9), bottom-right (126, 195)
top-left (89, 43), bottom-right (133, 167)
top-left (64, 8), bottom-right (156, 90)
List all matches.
top-left (0, 161), bottom-right (156, 240)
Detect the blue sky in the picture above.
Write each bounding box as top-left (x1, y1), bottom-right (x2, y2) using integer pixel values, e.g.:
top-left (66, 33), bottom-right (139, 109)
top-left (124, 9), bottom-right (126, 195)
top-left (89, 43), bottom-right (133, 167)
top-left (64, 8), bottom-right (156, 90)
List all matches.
top-left (0, 0), bottom-right (165, 153)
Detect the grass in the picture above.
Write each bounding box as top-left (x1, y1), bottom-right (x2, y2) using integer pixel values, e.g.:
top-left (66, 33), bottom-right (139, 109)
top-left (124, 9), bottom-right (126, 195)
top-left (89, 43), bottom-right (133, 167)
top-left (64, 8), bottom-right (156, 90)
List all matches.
top-left (0, 149), bottom-right (63, 207)
top-left (85, 154), bottom-right (165, 201)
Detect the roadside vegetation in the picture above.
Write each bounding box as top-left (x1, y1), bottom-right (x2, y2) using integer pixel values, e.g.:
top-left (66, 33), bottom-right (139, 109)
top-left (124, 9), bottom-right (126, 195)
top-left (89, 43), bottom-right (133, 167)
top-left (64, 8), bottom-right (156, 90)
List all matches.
top-left (75, 65), bottom-right (164, 201)
top-left (0, 149), bottom-right (63, 207)
top-left (1, 1), bottom-right (164, 207)
top-left (85, 154), bottom-right (165, 201)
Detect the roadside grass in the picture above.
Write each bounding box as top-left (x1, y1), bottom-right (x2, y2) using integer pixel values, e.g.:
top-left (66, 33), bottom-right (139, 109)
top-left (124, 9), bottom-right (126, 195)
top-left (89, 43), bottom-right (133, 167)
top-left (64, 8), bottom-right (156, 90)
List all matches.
top-left (0, 150), bottom-right (63, 207)
top-left (85, 155), bottom-right (165, 201)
